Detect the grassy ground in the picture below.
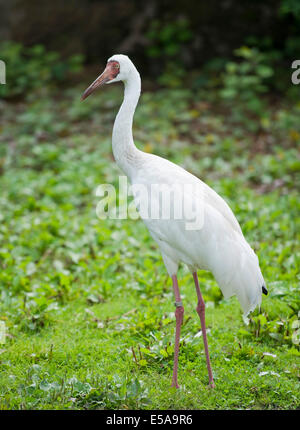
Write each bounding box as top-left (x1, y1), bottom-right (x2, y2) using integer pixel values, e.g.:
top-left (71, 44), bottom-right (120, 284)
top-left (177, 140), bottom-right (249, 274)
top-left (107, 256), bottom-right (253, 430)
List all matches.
top-left (0, 82), bottom-right (299, 409)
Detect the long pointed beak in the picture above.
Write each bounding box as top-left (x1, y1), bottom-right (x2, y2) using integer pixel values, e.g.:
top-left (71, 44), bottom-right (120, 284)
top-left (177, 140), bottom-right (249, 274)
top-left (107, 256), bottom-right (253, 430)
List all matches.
top-left (81, 67), bottom-right (111, 101)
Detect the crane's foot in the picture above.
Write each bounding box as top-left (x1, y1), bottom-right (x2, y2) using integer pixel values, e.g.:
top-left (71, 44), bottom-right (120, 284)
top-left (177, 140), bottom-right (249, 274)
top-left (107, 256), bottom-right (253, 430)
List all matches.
top-left (208, 381), bottom-right (215, 389)
top-left (171, 381), bottom-right (179, 389)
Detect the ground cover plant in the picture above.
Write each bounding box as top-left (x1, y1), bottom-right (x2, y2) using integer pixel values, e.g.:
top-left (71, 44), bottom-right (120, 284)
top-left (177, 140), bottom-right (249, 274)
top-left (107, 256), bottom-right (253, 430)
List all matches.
top-left (0, 43), bottom-right (299, 409)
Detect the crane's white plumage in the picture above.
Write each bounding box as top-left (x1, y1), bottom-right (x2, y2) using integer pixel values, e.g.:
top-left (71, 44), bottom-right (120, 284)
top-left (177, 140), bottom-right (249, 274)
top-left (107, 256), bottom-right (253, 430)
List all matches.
top-left (81, 54), bottom-right (268, 388)
top-left (104, 54), bottom-right (265, 319)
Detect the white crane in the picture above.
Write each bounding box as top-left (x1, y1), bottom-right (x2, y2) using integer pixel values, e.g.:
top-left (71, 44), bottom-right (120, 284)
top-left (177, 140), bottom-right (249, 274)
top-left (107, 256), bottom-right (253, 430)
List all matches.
top-left (81, 54), bottom-right (268, 389)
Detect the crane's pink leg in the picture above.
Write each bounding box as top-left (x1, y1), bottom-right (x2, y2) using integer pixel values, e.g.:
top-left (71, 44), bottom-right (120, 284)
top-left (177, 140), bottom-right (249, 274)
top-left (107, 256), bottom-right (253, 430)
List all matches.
top-left (193, 272), bottom-right (215, 388)
top-left (171, 274), bottom-right (184, 389)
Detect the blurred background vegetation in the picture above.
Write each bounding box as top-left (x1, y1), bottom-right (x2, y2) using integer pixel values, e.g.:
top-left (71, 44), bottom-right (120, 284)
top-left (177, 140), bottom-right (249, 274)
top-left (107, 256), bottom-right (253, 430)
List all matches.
top-left (0, 0), bottom-right (299, 410)
top-left (1, 0), bottom-right (300, 95)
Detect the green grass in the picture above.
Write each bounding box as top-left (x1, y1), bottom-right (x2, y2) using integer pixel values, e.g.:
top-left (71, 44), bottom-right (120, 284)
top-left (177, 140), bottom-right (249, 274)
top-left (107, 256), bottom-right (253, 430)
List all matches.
top-left (0, 82), bottom-right (299, 409)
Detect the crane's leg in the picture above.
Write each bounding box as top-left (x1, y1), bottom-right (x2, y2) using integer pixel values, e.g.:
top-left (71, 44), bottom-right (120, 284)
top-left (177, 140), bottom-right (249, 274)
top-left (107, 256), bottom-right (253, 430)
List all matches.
top-left (192, 271), bottom-right (215, 388)
top-left (171, 274), bottom-right (184, 389)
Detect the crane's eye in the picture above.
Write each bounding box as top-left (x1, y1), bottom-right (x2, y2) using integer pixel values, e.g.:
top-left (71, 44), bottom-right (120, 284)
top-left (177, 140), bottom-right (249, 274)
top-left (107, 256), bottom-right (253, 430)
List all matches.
top-left (106, 61), bottom-right (120, 79)
top-left (108, 61), bottom-right (119, 69)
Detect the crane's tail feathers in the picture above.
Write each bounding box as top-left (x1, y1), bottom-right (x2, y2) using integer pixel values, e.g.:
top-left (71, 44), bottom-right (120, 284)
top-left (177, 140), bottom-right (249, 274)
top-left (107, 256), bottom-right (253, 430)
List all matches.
top-left (213, 242), bottom-right (265, 323)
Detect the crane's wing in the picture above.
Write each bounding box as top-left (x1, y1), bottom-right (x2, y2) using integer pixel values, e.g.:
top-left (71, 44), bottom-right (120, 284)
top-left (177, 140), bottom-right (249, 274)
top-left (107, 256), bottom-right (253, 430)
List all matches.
top-left (132, 154), bottom-right (265, 318)
top-left (135, 153), bottom-right (242, 234)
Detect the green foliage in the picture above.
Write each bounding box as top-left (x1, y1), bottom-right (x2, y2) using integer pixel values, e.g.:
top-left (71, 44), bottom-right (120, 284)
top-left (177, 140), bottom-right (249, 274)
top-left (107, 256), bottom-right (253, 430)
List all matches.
top-left (146, 18), bottom-right (192, 59)
top-left (77, 376), bottom-right (150, 409)
top-left (15, 366), bottom-right (149, 409)
top-left (280, 0), bottom-right (300, 19)
top-left (146, 18), bottom-right (192, 88)
top-left (0, 68), bottom-right (299, 409)
top-left (245, 282), bottom-right (300, 345)
top-left (0, 42), bottom-right (83, 98)
top-left (219, 46), bottom-right (274, 131)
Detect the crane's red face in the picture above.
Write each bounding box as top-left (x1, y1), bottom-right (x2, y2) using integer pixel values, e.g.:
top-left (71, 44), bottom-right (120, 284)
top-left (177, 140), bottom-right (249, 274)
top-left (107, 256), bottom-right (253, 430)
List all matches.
top-left (81, 61), bottom-right (120, 100)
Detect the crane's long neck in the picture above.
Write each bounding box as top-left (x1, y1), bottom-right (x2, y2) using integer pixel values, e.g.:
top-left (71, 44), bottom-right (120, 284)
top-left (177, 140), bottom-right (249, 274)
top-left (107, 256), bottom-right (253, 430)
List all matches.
top-left (112, 70), bottom-right (143, 178)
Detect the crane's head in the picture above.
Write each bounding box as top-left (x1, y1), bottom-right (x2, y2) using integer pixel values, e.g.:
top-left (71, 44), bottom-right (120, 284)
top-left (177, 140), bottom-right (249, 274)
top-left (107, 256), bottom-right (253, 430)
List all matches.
top-left (81, 54), bottom-right (137, 100)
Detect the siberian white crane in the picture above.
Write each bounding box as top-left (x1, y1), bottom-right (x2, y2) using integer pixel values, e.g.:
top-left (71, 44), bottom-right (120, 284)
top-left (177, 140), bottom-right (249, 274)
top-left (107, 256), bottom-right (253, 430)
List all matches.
top-left (81, 54), bottom-right (267, 389)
